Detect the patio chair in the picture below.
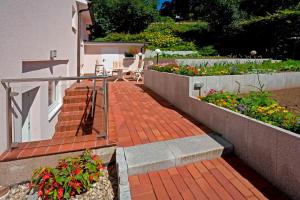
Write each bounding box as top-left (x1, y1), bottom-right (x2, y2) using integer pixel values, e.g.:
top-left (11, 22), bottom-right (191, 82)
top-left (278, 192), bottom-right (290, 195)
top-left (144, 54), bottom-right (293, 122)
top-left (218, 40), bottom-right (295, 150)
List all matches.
top-left (133, 67), bottom-right (143, 82)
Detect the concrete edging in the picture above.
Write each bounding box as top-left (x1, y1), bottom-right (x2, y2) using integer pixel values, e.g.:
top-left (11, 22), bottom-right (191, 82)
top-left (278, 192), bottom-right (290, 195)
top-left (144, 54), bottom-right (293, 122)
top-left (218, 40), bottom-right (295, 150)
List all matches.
top-left (144, 70), bottom-right (300, 200)
top-left (0, 146), bottom-right (116, 186)
top-left (116, 148), bottom-right (131, 200)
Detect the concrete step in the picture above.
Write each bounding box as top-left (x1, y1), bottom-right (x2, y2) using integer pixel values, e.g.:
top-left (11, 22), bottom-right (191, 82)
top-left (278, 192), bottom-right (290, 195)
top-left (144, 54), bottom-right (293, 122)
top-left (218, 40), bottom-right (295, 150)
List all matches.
top-left (119, 134), bottom-right (233, 176)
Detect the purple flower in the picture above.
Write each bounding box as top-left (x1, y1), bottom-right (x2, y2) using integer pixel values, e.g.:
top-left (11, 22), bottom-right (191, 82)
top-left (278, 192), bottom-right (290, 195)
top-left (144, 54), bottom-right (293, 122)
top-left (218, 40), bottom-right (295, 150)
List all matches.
top-left (237, 104), bottom-right (246, 112)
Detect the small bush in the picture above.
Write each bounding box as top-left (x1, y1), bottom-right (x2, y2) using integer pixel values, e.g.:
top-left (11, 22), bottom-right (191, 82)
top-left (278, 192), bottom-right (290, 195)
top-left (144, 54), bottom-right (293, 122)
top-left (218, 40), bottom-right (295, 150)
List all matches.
top-left (29, 150), bottom-right (105, 200)
top-left (202, 91), bottom-right (300, 133)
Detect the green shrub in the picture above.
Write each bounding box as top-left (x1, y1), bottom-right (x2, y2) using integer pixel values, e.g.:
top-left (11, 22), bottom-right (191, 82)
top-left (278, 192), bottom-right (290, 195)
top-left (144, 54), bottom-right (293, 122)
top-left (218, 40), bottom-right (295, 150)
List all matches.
top-left (202, 91), bottom-right (300, 133)
top-left (93, 21), bottom-right (209, 51)
top-left (29, 150), bottom-right (104, 200)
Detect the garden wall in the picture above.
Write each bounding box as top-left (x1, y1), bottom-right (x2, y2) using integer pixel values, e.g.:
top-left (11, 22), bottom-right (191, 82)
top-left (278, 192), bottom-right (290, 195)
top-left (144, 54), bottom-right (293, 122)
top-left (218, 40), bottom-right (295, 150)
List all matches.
top-left (145, 50), bottom-right (197, 58)
top-left (175, 58), bottom-right (280, 67)
top-left (144, 70), bottom-right (300, 200)
top-left (189, 72), bottom-right (300, 96)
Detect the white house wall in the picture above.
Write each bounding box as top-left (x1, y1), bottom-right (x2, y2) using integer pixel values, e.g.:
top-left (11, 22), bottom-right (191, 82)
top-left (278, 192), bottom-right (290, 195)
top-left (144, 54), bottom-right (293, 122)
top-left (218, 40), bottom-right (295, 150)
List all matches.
top-left (0, 0), bottom-right (89, 153)
top-left (82, 44), bottom-right (143, 75)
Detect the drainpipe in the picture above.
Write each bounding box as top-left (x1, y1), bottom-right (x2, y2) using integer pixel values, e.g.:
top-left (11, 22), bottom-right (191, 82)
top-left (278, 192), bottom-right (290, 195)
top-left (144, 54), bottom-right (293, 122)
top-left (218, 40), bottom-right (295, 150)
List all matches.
top-left (77, 8), bottom-right (90, 81)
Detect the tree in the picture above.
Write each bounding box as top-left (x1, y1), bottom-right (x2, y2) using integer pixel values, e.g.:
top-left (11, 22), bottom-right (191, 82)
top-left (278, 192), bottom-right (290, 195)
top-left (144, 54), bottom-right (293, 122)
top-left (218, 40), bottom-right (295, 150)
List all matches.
top-left (90, 0), bottom-right (159, 38)
top-left (160, 0), bottom-right (242, 32)
top-left (240, 0), bottom-right (299, 16)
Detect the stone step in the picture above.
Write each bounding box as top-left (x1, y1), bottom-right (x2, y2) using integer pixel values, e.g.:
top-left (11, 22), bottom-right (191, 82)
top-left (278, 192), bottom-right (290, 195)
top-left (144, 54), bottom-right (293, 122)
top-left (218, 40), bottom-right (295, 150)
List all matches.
top-left (119, 134), bottom-right (233, 176)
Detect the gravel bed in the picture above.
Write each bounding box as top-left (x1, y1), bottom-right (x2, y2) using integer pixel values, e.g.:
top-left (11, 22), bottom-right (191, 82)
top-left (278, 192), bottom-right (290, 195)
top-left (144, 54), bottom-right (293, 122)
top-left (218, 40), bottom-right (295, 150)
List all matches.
top-left (5, 169), bottom-right (116, 200)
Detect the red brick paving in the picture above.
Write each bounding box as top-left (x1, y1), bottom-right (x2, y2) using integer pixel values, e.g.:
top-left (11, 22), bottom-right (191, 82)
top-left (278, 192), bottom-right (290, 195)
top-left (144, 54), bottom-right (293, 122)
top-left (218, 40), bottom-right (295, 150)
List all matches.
top-left (0, 81), bottom-right (211, 161)
top-left (129, 156), bottom-right (289, 200)
top-left (109, 82), bottom-right (212, 147)
top-left (0, 81), bottom-right (291, 198)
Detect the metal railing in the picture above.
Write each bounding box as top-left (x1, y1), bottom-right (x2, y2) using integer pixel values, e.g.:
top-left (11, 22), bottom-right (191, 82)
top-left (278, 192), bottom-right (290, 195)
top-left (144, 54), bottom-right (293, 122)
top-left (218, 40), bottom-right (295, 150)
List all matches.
top-left (1, 75), bottom-right (109, 150)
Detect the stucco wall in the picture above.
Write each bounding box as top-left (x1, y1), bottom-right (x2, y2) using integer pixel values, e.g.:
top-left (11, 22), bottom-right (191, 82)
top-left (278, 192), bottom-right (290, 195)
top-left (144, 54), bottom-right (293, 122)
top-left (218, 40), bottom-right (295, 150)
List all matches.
top-left (144, 70), bottom-right (300, 199)
top-left (83, 44), bottom-right (144, 75)
top-left (0, 0), bottom-right (88, 152)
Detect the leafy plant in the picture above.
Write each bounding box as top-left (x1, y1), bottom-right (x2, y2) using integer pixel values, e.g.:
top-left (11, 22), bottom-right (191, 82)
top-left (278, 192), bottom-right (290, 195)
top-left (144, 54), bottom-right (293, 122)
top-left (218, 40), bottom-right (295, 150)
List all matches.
top-left (29, 150), bottom-right (105, 200)
top-left (202, 91), bottom-right (300, 133)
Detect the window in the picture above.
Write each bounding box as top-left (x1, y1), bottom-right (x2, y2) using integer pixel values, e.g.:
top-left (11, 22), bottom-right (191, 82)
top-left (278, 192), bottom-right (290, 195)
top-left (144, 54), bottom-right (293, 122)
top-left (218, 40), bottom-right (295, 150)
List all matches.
top-left (48, 81), bottom-right (62, 121)
top-left (48, 81), bottom-right (58, 108)
top-left (72, 6), bottom-right (77, 31)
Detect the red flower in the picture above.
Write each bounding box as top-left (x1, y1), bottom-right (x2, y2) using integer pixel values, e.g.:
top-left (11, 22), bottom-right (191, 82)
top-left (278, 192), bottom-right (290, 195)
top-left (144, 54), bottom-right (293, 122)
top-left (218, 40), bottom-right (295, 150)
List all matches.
top-left (89, 175), bottom-right (94, 182)
top-left (58, 187), bottom-right (64, 199)
top-left (73, 182), bottom-right (81, 188)
top-left (38, 190), bottom-right (43, 197)
top-left (42, 173), bottom-right (51, 181)
top-left (45, 189), bottom-right (51, 195)
top-left (92, 155), bottom-right (97, 161)
top-left (53, 182), bottom-right (59, 188)
top-left (74, 168), bottom-right (81, 175)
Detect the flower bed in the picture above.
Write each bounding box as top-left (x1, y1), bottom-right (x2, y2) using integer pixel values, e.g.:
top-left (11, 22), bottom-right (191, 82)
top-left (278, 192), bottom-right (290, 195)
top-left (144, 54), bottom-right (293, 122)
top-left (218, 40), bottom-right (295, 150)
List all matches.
top-left (202, 90), bottom-right (300, 134)
top-left (29, 150), bottom-right (106, 200)
top-left (153, 60), bottom-right (300, 76)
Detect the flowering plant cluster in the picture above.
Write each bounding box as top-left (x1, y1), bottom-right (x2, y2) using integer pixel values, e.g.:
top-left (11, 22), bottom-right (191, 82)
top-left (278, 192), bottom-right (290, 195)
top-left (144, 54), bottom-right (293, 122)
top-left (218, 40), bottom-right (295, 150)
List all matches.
top-left (153, 60), bottom-right (300, 76)
top-left (29, 150), bottom-right (105, 200)
top-left (202, 90), bottom-right (300, 134)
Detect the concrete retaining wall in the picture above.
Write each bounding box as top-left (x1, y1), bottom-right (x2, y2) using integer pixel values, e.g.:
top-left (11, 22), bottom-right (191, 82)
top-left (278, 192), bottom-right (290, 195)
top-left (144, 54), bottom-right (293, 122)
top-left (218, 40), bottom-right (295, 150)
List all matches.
top-left (144, 70), bottom-right (300, 200)
top-left (175, 58), bottom-right (279, 67)
top-left (190, 72), bottom-right (300, 96)
top-left (145, 50), bottom-right (197, 58)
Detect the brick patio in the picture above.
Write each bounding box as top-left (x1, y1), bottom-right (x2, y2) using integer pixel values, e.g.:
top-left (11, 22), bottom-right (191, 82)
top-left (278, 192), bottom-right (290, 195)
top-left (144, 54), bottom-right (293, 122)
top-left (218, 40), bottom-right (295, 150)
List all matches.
top-left (0, 81), bottom-right (290, 199)
top-left (0, 81), bottom-right (211, 161)
top-left (129, 156), bottom-right (289, 200)
top-left (109, 82), bottom-right (212, 147)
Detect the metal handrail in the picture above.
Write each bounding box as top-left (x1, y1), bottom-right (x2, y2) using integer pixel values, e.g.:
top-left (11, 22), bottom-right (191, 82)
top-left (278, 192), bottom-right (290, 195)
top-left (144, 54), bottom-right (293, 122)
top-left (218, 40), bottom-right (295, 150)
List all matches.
top-left (0, 75), bottom-right (108, 83)
top-left (1, 75), bottom-right (109, 151)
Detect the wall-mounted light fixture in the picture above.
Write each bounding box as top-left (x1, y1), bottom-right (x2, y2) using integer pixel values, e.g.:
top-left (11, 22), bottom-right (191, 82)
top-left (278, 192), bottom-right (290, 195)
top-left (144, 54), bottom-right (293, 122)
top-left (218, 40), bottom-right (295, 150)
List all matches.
top-left (194, 82), bottom-right (204, 97)
top-left (50, 50), bottom-right (57, 60)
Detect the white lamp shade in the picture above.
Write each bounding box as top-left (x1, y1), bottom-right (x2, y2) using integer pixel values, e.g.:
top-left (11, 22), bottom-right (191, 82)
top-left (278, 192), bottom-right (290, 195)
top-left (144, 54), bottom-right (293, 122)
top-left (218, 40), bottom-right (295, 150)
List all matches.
top-left (155, 49), bottom-right (161, 54)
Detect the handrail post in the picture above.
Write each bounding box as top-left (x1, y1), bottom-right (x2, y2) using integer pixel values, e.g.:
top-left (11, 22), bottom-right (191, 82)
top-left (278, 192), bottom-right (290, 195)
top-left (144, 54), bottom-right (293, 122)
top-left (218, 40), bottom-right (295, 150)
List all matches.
top-left (103, 78), bottom-right (109, 139)
top-left (91, 79), bottom-right (96, 117)
top-left (6, 86), bottom-right (12, 150)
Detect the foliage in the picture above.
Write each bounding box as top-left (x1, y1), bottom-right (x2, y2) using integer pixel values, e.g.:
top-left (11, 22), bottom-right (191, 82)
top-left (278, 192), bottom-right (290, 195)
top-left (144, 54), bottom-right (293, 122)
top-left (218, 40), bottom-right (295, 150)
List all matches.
top-left (240, 0), bottom-right (299, 16)
top-left (95, 20), bottom-right (209, 50)
top-left (153, 60), bottom-right (300, 76)
top-left (220, 10), bottom-right (300, 59)
top-left (90, 0), bottom-right (158, 37)
top-left (29, 150), bottom-right (105, 200)
top-left (160, 0), bottom-right (244, 32)
top-left (202, 91), bottom-right (300, 133)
